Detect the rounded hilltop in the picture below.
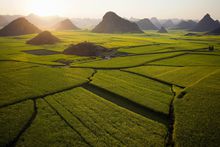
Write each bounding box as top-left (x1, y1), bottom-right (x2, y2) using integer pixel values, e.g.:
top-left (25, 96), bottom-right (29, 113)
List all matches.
top-left (26, 31), bottom-right (60, 45)
top-left (0, 17), bottom-right (41, 36)
top-left (54, 19), bottom-right (80, 30)
top-left (92, 11), bottom-right (143, 33)
top-left (63, 41), bottom-right (114, 57)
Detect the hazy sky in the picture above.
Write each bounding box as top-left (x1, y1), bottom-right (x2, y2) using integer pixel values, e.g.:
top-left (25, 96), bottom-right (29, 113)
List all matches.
top-left (0, 0), bottom-right (220, 19)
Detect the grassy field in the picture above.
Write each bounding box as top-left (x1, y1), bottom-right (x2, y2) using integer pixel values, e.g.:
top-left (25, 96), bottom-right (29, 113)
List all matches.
top-left (0, 30), bottom-right (220, 146)
top-left (151, 54), bottom-right (220, 66)
top-left (91, 70), bottom-right (173, 115)
top-left (43, 88), bottom-right (167, 146)
top-left (0, 100), bottom-right (34, 146)
top-left (0, 63), bottom-right (94, 107)
top-left (124, 66), bottom-right (219, 87)
top-left (173, 70), bottom-right (220, 146)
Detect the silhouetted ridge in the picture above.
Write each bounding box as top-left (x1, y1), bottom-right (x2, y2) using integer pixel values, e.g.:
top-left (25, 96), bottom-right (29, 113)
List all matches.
top-left (136, 18), bottom-right (158, 30)
top-left (0, 17), bottom-right (41, 36)
top-left (92, 11), bottom-right (143, 33)
top-left (151, 17), bottom-right (161, 28)
top-left (26, 31), bottom-right (60, 45)
top-left (63, 42), bottom-right (113, 56)
top-left (175, 20), bottom-right (197, 30)
top-left (192, 13), bottom-right (220, 32)
top-left (55, 19), bottom-right (79, 30)
top-left (163, 20), bottom-right (175, 28)
top-left (0, 16), bottom-right (8, 27)
top-left (158, 27), bottom-right (168, 33)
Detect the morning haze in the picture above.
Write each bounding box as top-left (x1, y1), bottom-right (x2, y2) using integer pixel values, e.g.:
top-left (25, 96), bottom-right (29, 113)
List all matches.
top-left (0, 0), bottom-right (220, 147)
top-left (0, 0), bottom-right (220, 19)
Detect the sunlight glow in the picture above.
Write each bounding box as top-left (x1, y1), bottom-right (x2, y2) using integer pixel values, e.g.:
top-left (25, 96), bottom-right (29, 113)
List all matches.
top-left (29, 0), bottom-right (63, 16)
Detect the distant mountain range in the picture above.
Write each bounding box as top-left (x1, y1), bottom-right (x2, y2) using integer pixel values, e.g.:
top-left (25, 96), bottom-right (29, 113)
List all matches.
top-left (136, 18), bottom-right (158, 30)
top-left (0, 13), bottom-right (219, 33)
top-left (72, 18), bottom-right (101, 29)
top-left (174, 20), bottom-right (197, 30)
top-left (0, 14), bottom-right (101, 30)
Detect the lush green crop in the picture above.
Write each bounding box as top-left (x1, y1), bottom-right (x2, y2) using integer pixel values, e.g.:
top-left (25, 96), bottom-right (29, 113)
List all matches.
top-left (91, 70), bottom-right (173, 114)
top-left (0, 65), bottom-right (94, 107)
top-left (17, 99), bottom-right (89, 147)
top-left (125, 66), bottom-right (218, 87)
top-left (44, 87), bottom-right (167, 146)
top-left (124, 65), bottom-right (179, 78)
top-left (152, 54), bottom-right (220, 66)
top-left (173, 70), bottom-right (220, 146)
top-left (71, 52), bottom-right (183, 69)
top-left (0, 61), bottom-right (38, 73)
top-left (0, 100), bottom-right (34, 146)
top-left (0, 30), bottom-right (220, 146)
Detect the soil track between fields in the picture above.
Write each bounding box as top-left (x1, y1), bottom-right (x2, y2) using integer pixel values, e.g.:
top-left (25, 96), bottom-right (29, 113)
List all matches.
top-left (165, 86), bottom-right (176, 147)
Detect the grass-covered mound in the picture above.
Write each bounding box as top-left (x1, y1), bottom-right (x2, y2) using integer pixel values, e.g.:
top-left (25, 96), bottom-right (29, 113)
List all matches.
top-left (0, 17), bottom-right (41, 36)
top-left (63, 42), bottom-right (113, 57)
top-left (26, 31), bottom-right (60, 45)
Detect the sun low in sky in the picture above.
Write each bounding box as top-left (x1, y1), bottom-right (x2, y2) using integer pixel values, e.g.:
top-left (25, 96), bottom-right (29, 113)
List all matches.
top-left (0, 0), bottom-right (220, 19)
top-left (29, 0), bottom-right (63, 16)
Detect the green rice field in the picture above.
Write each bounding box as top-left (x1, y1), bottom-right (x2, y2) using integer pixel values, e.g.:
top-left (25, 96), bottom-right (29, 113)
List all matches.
top-left (0, 30), bottom-right (220, 146)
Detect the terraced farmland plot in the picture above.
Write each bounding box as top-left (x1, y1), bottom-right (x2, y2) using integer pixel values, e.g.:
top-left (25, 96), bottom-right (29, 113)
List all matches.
top-left (17, 99), bottom-right (89, 147)
top-left (0, 65), bottom-right (94, 107)
top-left (91, 70), bottom-right (173, 114)
top-left (125, 66), bottom-right (219, 87)
top-left (117, 44), bottom-right (170, 54)
top-left (174, 70), bottom-right (220, 146)
top-left (124, 66), bottom-right (180, 78)
top-left (0, 30), bottom-right (220, 147)
top-left (0, 100), bottom-right (34, 146)
top-left (42, 88), bottom-right (167, 146)
top-left (118, 42), bottom-right (206, 54)
top-left (151, 54), bottom-right (220, 66)
top-left (71, 52), bottom-right (184, 69)
top-left (0, 61), bottom-right (39, 73)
